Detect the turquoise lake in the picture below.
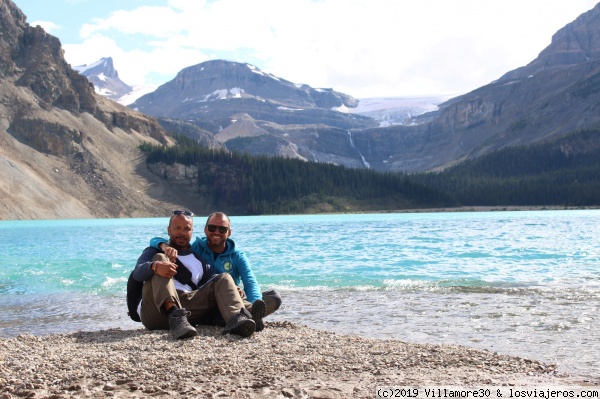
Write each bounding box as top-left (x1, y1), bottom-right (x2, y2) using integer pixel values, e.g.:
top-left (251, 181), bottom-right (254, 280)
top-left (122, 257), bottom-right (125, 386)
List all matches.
top-left (1, 210), bottom-right (598, 379)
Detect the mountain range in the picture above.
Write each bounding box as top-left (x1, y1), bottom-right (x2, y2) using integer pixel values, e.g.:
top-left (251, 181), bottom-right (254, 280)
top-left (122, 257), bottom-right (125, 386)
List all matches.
top-left (82, 58), bottom-right (449, 126)
top-left (1, 0), bottom-right (600, 219)
top-left (80, 2), bottom-right (600, 173)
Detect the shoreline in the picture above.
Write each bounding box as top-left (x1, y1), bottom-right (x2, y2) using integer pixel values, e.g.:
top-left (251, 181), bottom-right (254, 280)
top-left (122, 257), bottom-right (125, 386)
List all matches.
top-left (362, 205), bottom-right (600, 214)
top-left (2, 205), bottom-right (600, 222)
top-left (0, 322), bottom-right (596, 398)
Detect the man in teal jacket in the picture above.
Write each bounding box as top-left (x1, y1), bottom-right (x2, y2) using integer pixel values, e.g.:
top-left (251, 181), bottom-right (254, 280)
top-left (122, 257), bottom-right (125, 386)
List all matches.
top-left (151, 212), bottom-right (281, 331)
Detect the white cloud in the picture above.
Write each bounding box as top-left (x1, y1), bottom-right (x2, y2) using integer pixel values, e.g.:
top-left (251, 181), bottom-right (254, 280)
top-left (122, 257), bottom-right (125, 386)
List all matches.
top-left (80, 6), bottom-right (184, 39)
top-left (63, 35), bottom-right (209, 85)
top-left (59, 0), bottom-right (600, 98)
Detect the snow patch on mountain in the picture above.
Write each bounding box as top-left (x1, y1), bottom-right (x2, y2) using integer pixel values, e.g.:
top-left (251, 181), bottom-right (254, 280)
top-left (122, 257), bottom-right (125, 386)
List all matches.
top-left (117, 84), bottom-right (157, 106)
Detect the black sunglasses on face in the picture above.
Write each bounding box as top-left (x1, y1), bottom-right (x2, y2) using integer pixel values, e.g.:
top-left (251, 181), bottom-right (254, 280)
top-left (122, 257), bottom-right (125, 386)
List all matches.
top-left (172, 210), bottom-right (194, 217)
top-left (206, 224), bottom-right (229, 234)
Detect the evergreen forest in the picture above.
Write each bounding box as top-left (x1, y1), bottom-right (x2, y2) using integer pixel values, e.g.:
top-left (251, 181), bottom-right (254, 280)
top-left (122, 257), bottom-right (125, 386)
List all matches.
top-left (140, 128), bottom-right (600, 214)
top-left (413, 129), bottom-right (600, 207)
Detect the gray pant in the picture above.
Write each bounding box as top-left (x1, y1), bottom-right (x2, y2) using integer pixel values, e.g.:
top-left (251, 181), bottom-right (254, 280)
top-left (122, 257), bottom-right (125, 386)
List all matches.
top-left (140, 265), bottom-right (245, 330)
top-left (244, 289), bottom-right (282, 317)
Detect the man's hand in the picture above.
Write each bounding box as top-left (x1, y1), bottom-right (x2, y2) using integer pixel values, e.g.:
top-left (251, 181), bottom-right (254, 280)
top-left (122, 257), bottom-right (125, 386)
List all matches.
top-left (237, 286), bottom-right (245, 299)
top-left (159, 243), bottom-right (178, 262)
top-left (154, 260), bottom-right (178, 279)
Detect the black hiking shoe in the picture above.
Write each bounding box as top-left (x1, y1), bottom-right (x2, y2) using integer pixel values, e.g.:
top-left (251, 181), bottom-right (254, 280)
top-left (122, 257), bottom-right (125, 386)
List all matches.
top-left (222, 310), bottom-right (255, 338)
top-left (169, 308), bottom-right (198, 339)
top-left (251, 299), bottom-right (266, 332)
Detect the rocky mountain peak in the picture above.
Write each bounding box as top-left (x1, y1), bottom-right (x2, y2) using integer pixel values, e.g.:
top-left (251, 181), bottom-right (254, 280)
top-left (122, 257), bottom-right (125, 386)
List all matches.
top-left (74, 57), bottom-right (120, 79)
top-left (501, 3), bottom-right (600, 80)
top-left (74, 57), bottom-right (132, 102)
top-left (174, 59), bottom-right (314, 106)
top-left (543, 3), bottom-right (600, 64)
top-left (0, 0), bottom-right (96, 115)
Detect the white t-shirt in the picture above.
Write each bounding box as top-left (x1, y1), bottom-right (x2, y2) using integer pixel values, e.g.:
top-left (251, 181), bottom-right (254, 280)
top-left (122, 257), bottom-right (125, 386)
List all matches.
top-left (173, 253), bottom-right (204, 292)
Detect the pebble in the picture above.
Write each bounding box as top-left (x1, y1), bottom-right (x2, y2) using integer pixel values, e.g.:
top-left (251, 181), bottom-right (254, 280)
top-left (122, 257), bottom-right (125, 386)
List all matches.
top-left (0, 322), bottom-right (590, 398)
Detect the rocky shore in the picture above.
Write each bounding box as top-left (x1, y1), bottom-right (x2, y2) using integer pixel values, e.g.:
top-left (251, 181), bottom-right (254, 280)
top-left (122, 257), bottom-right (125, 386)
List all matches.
top-left (0, 321), bottom-right (591, 398)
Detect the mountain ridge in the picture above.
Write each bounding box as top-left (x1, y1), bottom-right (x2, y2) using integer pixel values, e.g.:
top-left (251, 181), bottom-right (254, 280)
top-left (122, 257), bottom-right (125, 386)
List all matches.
top-left (82, 54), bottom-right (450, 127)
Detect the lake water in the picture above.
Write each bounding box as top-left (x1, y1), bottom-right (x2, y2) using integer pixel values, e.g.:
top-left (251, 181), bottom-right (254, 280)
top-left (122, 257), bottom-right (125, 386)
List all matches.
top-left (0, 210), bottom-right (598, 379)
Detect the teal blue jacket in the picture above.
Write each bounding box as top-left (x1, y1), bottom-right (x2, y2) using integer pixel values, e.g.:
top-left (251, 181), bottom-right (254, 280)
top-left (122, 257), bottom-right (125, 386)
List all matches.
top-left (150, 236), bottom-right (262, 303)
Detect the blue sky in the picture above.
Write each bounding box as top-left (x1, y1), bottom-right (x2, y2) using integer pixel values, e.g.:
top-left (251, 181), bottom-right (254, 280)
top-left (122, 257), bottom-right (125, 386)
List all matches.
top-left (12, 0), bottom-right (600, 98)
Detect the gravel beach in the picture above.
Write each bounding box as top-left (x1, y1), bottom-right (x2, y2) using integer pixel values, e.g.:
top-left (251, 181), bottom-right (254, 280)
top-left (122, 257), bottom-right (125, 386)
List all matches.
top-left (0, 321), bottom-right (594, 398)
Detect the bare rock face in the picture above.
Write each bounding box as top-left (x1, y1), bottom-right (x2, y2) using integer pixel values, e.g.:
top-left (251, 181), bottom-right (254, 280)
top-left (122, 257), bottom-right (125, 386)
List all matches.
top-left (11, 117), bottom-right (83, 155)
top-left (13, 25), bottom-right (96, 115)
top-left (0, 0), bottom-right (28, 77)
top-left (0, 0), bottom-right (191, 220)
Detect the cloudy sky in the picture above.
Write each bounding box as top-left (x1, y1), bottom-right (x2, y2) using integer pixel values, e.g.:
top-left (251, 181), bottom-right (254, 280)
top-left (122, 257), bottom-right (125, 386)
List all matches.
top-left (13, 0), bottom-right (599, 99)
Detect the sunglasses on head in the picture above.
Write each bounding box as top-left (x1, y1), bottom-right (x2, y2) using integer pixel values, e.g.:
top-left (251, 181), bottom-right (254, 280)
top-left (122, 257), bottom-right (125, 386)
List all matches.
top-left (172, 210), bottom-right (194, 217)
top-left (206, 224), bottom-right (229, 234)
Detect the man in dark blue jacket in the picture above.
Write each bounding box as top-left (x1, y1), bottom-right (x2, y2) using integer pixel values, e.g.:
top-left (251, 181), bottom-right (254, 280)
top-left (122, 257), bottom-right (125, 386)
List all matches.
top-left (129, 211), bottom-right (257, 339)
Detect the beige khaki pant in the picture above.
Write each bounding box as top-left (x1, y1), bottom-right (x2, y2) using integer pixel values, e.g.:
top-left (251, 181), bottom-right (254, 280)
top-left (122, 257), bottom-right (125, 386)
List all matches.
top-left (140, 255), bottom-right (245, 330)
